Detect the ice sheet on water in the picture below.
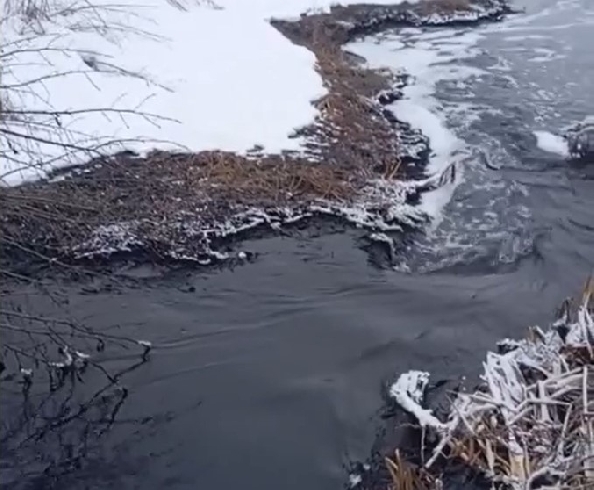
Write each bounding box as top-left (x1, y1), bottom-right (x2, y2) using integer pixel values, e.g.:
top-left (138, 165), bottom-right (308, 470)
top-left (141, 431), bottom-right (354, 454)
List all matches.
top-left (347, 26), bottom-right (485, 221)
top-left (533, 130), bottom-right (570, 157)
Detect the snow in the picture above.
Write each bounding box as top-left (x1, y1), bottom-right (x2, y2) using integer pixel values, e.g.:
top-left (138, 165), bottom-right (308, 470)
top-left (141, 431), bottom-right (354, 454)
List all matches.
top-left (1, 0), bottom-right (414, 185)
top-left (533, 130), bottom-right (570, 157)
top-left (348, 474), bottom-right (362, 488)
top-left (389, 370), bottom-right (444, 429)
top-left (1, 0), bottom-right (320, 184)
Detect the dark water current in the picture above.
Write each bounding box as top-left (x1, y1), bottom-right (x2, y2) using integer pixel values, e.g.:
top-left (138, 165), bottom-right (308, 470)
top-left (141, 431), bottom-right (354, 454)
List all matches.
top-left (2, 0), bottom-right (593, 488)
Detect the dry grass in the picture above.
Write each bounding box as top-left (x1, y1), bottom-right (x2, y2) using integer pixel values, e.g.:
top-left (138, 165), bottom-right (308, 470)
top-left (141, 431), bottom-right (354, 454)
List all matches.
top-left (200, 153), bottom-right (356, 202)
top-left (418, 0), bottom-right (473, 15)
top-left (385, 450), bottom-right (435, 490)
top-left (0, 148), bottom-right (362, 262)
top-left (287, 20), bottom-right (404, 180)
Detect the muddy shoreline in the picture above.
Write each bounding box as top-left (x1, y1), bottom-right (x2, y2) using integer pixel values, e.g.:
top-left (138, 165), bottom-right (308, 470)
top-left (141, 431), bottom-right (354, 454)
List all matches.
top-left (0, 0), bottom-right (514, 273)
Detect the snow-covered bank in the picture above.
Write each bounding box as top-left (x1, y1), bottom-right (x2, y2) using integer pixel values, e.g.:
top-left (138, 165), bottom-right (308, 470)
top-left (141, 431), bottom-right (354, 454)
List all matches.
top-left (0, 0), bottom-right (324, 184)
top-left (1, 0), bottom-right (514, 269)
top-left (0, 0), bottom-right (477, 185)
top-left (1, 0), bottom-right (513, 185)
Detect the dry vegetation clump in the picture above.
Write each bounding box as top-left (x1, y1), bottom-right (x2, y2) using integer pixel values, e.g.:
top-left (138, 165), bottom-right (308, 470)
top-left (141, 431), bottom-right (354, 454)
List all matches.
top-left (0, 149), bottom-right (363, 262)
top-left (197, 151), bottom-right (358, 202)
top-left (275, 17), bottom-right (407, 181)
top-left (382, 280), bottom-right (594, 490)
top-left (306, 42), bottom-right (404, 180)
top-left (384, 450), bottom-right (435, 490)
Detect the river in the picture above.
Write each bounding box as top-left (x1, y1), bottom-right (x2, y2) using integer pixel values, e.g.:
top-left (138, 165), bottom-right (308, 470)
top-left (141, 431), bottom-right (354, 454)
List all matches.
top-left (2, 0), bottom-right (593, 488)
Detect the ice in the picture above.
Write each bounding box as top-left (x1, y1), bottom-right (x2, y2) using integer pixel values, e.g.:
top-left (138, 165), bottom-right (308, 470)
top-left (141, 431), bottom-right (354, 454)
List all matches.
top-left (394, 101), bottom-right (461, 169)
top-left (420, 176), bottom-right (458, 225)
top-left (533, 130), bottom-right (570, 157)
top-left (348, 28), bottom-right (484, 219)
top-left (1, 0), bottom-right (412, 185)
top-left (389, 370), bottom-right (444, 429)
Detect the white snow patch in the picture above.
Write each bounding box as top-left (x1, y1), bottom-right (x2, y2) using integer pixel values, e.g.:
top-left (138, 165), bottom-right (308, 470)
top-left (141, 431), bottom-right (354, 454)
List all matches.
top-left (389, 370), bottom-right (444, 429)
top-left (1, 0), bottom-right (325, 184)
top-left (533, 130), bottom-right (570, 157)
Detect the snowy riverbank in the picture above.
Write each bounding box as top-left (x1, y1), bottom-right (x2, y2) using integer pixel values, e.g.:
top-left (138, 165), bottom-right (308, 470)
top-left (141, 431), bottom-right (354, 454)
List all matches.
top-left (0, 0), bottom-right (514, 270)
top-left (3, 0), bottom-right (502, 184)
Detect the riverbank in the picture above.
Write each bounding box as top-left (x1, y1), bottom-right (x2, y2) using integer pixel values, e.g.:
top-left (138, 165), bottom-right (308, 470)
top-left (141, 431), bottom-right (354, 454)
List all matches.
top-left (0, 0), bottom-right (513, 272)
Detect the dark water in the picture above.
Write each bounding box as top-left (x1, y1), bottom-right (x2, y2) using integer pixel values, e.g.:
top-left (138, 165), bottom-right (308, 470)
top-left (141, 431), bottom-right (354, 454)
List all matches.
top-left (2, 1), bottom-right (594, 488)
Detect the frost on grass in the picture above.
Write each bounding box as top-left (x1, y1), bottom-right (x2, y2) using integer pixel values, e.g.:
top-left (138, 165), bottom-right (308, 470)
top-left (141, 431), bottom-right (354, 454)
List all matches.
top-left (386, 283), bottom-right (594, 490)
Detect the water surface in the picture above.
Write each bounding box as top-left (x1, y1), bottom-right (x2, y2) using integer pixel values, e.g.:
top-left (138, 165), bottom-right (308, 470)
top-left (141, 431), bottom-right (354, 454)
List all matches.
top-left (2, 1), bottom-right (594, 488)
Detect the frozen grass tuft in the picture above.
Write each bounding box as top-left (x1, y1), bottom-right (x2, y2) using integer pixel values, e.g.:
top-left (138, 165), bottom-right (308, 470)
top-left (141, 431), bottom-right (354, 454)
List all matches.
top-left (388, 278), bottom-right (594, 490)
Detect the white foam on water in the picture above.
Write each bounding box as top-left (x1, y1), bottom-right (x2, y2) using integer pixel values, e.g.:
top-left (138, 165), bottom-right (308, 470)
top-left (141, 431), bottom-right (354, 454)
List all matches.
top-left (502, 34), bottom-right (552, 42)
top-left (347, 28), bottom-right (486, 220)
top-left (533, 130), bottom-right (570, 157)
top-left (484, 0), bottom-right (594, 36)
top-left (420, 176), bottom-right (460, 227)
top-left (527, 47), bottom-right (566, 63)
top-left (487, 56), bottom-right (513, 72)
